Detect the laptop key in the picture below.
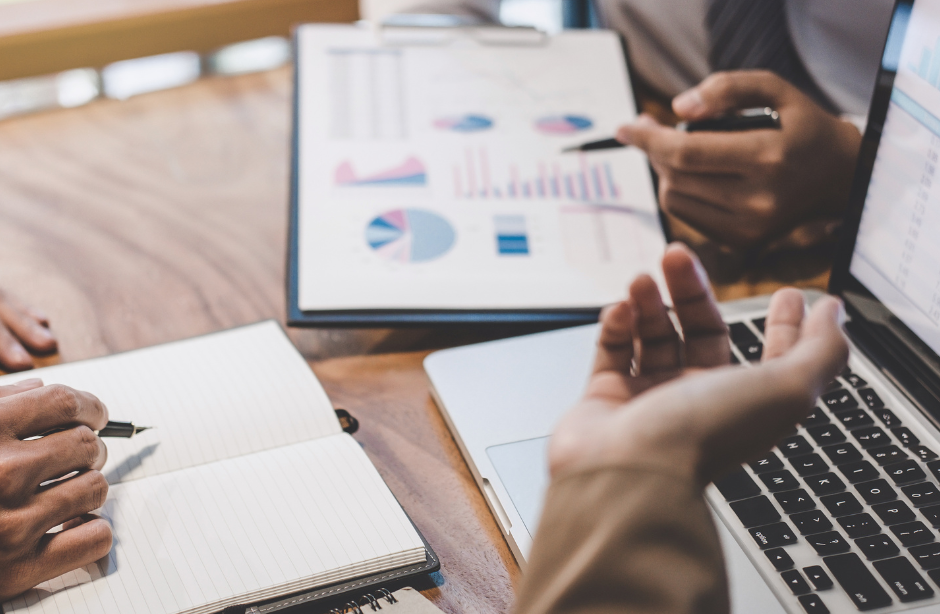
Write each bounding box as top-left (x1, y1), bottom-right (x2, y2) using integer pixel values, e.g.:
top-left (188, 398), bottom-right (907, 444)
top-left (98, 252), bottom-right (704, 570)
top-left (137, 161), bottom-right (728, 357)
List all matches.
top-left (891, 521), bottom-right (935, 547)
top-left (833, 409), bottom-right (874, 430)
top-left (808, 531), bottom-right (851, 556)
top-left (873, 556), bottom-right (934, 602)
top-left (781, 569), bottom-right (812, 595)
top-left (927, 460), bottom-right (940, 481)
top-left (839, 460), bottom-right (880, 484)
top-left (857, 479), bottom-right (897, 505)
top-left (729, 322), bottom-right (758, 345)
top-left (802, 407), bottom-right (830, 427)
top-left (838, 513), bottom-right (882, 538)
top-left (821, 492), bottom-right (864, 517)
top-left (792, 510), bottom-right (834, 535)
top-left (780, 436), bottom-right (814, 458)
top-left (760, 470), bottom-right (801, 492)
top-left (858, 388), bottom-right (885, 410)
top-left (844, 373), bottom-right (867, 388)
top-left (853, 427), bottom-right (890, 449)
top-left (805, 473), bottom-right (846, 496)
top-left (871, 501), bottom-right (916, 525)
top-left (776, 489), bottom-right (817, 514)
top-left (730, 496), bottom-right (781, 528)
top-left (790, 454), bottom-right (829, 477)
top-left (870, 445), bottom-right (907, 465)
top-left (751, 317), bottom-right (766, 333)
top-left (922, 505), bottom-right (940, 527)
top-left (824, 552), bottom-right (893, 610)
top-left (807, 425), bottom-right (846, 447)
top-left (803, 565), bottom-right (833, 590)
top-left (821, 390), bottom-right (858, 412)
top-left (749, 522), bottom-right (798, 549)
top-left (884, 460), bottom-right (926, 485)
top-left (715, 468), bottom-right (761, 501)
top-left (912, 446), bottom-right (938, 461)
top-left (892, 427), bottom-right (919, 448)
top-left (738, 342), bottom-right (762, 362)
top-left (797, 594), bottom-right (829, 614)
top-left (874, 408), bottom-right (901, 428)
top-left (855, 534), bottom-right (900, 560)
top-left (909, 543), bottom-right (940, 569)
top-left (902, 482), bottom-right (940, 507)
top-left (823, 442), bottom-right (863, 465)
top-left (749, 452), bottom-right (784, 474)
top-left (765, 547), bottom-right (794, 570)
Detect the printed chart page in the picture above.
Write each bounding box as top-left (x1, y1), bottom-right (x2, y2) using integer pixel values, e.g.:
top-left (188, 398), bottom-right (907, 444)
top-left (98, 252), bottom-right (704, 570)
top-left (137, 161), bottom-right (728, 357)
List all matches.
top-left (297, 25), bottom-right (666, 311)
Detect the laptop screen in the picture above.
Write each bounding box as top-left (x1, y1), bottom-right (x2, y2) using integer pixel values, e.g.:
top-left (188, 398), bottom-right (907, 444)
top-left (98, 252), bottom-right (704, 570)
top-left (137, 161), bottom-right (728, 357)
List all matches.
top-left (849, 0), bottom-right (940, 353)
top-left (833, 0), bottom-right (940, 415)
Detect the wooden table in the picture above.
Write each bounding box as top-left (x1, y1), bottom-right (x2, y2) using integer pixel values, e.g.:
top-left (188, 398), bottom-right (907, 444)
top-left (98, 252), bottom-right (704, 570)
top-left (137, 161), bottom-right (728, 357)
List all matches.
top-left (0, 66), bottom-right (829, 613)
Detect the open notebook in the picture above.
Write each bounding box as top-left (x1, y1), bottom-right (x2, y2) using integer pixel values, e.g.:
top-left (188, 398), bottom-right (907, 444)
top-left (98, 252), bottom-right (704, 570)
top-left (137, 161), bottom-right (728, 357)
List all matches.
top-left (0, 322), bottom-right (428, 614)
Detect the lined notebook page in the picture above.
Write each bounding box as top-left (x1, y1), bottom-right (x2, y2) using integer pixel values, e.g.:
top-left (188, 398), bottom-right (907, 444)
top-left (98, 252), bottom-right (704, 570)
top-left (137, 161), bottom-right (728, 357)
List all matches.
top-left (0, 321), bottom-right (341, 483)
top-left (4, 435), bottom-right (427, 614)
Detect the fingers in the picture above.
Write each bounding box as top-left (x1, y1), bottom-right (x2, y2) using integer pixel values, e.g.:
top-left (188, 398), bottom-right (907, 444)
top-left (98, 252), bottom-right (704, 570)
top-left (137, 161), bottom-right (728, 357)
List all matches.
top-left (0, 296), bottom-right (57, 356)
top-left (0, 385), bottom-right (109, 439)
top-left (618, 114), bottom-right (770, 174)
top-left (630, 274), bottom-right (681, 374)
top-left (592, 301), bottom-right (635, 376)
top-left (656, 190), bottom-right (753, 246)
top-left (23, 427), bottom-right (108, 487)
top-left (0, 325), bottom-right (34, 372)
top-left (762, 289), bottom-right (806, 361)
top-left (672, 70), bottom-right (794, 120)
top-left (0, 378), bottom-right (44, 400)
top-left (661, 244), bottom-right (730, 368)
top-left (30, 516), bottom-right (112, 587)
top-left (779, 297), bottom-right (850, 396)
top-left (31, 471), bottom-right (109, 535)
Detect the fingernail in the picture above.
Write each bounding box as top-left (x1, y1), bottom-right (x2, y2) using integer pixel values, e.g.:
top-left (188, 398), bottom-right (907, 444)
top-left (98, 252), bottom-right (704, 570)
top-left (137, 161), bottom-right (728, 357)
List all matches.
top-left (10, 345), bottom-right (30, 363)
top-left (15, 378), bottom-right (42, 387)
top-left (836, 299), bottom-right (846, 326)
top-left (673, 89), bottom-right (706, 117)
top-left (616, 127), bottom-right (632, 146)
top-left (635, 114), bottom-right (658, 127)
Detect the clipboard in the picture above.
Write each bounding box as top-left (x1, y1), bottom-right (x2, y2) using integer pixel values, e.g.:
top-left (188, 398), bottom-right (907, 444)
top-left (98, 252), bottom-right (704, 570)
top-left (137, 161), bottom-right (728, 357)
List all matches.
top-left (287, 23), bottom-right (667, 328)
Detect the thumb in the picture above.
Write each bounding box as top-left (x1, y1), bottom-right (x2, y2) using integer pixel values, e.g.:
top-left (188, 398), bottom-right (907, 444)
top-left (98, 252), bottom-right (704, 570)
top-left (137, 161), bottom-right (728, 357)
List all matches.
top-left (672, 70), bottom-right (793, 120)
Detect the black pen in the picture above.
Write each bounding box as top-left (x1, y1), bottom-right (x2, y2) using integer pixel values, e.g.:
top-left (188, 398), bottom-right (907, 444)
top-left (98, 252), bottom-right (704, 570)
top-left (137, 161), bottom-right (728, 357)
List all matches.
top-left (97, 421), bottom-right (153, 438)
top-left (562, 107), bottom-right (781, 153)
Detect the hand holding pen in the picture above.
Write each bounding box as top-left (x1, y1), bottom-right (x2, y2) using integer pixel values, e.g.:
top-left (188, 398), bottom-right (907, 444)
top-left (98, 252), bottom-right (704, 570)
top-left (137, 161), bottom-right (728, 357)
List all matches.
top-left (570, 71), bottom-right (862, 249)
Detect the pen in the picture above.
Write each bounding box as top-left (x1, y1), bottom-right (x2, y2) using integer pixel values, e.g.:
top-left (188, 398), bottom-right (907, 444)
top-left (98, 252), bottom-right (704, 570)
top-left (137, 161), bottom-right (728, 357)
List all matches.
top-left (562, 107), bottom-right (782, 153)
top-left (97, 421), bottom-right (153, 438)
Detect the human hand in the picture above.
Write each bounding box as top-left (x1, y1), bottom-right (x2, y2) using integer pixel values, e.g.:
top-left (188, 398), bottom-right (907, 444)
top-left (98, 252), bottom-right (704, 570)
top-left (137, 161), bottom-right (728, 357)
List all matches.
top-left (549, 243), bottom-right (849, 486)
top-left (0, 380), bottom-right (112, 601)
top-left (617, 71), bottom-right (862, 248)
top-left (0, 290), bottom-right (57, 372)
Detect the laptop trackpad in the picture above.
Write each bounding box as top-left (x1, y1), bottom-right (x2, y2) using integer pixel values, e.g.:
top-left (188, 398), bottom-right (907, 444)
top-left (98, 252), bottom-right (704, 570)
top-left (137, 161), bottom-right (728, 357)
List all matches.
top-left (487, 437), bottom-right (551, 536)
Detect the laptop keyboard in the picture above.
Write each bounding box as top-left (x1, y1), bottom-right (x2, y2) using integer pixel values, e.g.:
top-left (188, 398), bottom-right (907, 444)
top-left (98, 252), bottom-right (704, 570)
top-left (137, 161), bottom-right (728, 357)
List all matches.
top-left (714, 316), bottom-right (940, 613)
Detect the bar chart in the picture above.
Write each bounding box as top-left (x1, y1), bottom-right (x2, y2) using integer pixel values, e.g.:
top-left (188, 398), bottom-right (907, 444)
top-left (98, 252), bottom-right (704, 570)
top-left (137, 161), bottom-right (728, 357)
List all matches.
top-left (911, 37), bottom-right (940, 87)
top-left (452, 147), bottom-right (622, 202)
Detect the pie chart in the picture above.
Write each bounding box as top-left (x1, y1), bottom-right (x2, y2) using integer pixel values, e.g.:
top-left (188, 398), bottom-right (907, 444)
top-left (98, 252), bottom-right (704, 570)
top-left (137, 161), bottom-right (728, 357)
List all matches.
top-left (366, 209), bottom-right (456, 263)
top-left (535, 115), bottom-right (594, 134)
top-left (434, 114), bottom-right (494, 133)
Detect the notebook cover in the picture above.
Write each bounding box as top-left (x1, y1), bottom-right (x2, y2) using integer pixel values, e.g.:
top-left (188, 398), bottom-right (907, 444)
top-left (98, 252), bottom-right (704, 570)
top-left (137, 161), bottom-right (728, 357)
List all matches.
top-left (222, 514), bottom-right (440, 614)
top-left (284, 28), bottom-right (665, 328)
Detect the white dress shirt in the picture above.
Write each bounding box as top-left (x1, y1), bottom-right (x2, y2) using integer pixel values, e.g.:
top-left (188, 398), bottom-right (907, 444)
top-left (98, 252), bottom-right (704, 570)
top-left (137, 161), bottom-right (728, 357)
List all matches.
top-left (402, 0), bottom-right (896, 117)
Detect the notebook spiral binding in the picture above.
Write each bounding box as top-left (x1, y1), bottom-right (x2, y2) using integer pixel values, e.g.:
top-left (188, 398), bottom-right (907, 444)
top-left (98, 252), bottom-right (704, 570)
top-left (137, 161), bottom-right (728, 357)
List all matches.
top-left (329, 588), bottom-right (399, 614)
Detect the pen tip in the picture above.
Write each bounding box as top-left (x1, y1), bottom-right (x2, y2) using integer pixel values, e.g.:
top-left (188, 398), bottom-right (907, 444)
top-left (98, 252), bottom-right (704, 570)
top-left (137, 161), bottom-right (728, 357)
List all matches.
top-left (561, 146), bottom-right (578, 153)
top-left (136, 426), bottom-right (154, 434)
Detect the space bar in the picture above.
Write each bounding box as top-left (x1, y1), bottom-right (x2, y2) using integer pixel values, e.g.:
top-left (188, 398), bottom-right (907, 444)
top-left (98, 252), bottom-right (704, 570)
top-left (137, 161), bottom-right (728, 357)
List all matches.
top-left (824, 553), bottom-right (892, 611)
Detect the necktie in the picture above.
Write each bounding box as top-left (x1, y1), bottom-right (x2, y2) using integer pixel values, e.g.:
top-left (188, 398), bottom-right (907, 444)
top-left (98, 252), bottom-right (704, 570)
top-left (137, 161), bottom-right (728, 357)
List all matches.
top-left (706, 0), bottom-right (833, 109)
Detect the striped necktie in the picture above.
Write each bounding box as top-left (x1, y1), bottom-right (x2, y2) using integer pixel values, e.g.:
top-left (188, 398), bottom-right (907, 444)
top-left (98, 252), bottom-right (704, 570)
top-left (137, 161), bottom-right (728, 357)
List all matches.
top-left (706, 0), bottom-right (833, 110)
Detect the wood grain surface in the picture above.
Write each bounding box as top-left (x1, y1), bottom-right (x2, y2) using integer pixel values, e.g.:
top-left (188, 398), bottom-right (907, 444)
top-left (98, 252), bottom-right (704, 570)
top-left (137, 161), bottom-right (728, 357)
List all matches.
top-left (0, 0), bottom-right (359, 81)
top-left (0, 65), bottom-right (831, 613)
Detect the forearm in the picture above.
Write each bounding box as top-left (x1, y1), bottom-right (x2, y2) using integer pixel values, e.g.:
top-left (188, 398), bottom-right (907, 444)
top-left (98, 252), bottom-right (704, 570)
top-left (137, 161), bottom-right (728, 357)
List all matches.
top-left (395, 0), bottom-right (500, 21)
top-left (514, 467), bottom-right (729, 614)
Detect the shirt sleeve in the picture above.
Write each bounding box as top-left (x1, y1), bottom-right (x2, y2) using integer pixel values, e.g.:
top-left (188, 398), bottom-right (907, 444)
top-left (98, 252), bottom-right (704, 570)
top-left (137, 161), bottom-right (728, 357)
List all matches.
top-left (395, 0), bottom-right (501, 22)
top-left (514, 467), bottom-right (730, 614)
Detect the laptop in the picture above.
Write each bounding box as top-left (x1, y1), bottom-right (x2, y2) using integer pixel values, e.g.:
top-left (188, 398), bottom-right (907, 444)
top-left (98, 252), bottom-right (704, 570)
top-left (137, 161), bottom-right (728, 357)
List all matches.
top-left (424, 1), bottom-right (940, 611)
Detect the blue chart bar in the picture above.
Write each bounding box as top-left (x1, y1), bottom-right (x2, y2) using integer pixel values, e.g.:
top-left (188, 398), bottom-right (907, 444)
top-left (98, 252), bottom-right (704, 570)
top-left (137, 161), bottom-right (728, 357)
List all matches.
top-left (892, 89), bottom-right (940, 138)
top-left (912, 37), bottom-right (940, 87)
top-left (494, 215), bottom-right (530, 255)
